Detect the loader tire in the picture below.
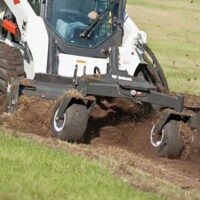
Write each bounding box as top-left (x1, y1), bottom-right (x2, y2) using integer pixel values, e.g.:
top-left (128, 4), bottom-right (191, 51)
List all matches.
top-left (0, 42), bottom-right (24, 100)
top-left (51, 100), bottom-right (88, 141)
top-left (151, 120), bottom-right (184, 159)
top-left (142, 44), bottom-right (169, 94)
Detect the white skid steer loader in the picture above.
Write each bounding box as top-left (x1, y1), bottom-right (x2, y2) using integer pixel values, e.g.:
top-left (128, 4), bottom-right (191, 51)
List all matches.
top-left (0, 0), bottom-right (199, 158)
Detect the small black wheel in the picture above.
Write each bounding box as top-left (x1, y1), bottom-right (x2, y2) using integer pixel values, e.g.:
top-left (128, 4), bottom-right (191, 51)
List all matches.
top-left (151, 120), bottom-right (184, 158)
top-left (51, 101), bottom-right (88, 141)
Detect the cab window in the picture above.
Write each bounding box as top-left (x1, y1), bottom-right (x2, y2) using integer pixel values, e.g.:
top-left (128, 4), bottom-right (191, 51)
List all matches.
top-left (28, 0), bottom-right (40, 15)
top-left (46, 0), bottom-right (119, 47)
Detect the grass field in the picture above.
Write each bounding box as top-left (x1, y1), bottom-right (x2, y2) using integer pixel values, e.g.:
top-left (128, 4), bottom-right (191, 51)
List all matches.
top-left (127, 0), bottom-right (200, 94)
top-left (0, 131), bottom-right (166, 200)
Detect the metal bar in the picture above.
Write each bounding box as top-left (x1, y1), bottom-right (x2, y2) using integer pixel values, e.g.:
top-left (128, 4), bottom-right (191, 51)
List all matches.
top-left (47, 38), bottom-right (57, 75)
top-left (20, 78), bottom-right (184, 112)
top-left (110, 46), bottom-right (119, 73)
top-left (134, 91), bottom-right (184, 112)
top-left (189, 112), bottom-right (200, 132)
top-left (153, 112), bottom-right (171, 135)
top-left (56, 96), bottom-right (72, 119)
top-left (33, 81), bottom-right (72, 96)
top-left (5, 78), bottom-right (20, 113)
top-left (87, 82), bottom-right (123, 98)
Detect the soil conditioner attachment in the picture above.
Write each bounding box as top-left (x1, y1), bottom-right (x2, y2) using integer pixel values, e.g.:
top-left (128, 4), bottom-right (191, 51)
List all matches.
top-left (6, 65), bottom-right (200, 158)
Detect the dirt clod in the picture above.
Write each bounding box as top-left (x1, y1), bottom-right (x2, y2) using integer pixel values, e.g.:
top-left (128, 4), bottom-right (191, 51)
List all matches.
top-left (179, 122), bottom-right (193, 160)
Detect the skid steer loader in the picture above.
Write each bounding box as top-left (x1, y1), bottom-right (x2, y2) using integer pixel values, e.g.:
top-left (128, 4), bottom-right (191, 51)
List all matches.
top-left (0, 0), bottom-right (199, 158)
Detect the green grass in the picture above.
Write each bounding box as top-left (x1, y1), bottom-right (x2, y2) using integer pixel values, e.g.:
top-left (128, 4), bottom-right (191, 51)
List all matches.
top-left (127, 0), bottom-right (200, 94)
top-left (0, 131), bottom-right (166, 200)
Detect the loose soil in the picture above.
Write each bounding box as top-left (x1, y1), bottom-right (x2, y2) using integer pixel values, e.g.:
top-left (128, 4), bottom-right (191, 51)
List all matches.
top-left (0, 94), bottom-right (200, 199)
top-left (0, 96), bottom-right (55, 138)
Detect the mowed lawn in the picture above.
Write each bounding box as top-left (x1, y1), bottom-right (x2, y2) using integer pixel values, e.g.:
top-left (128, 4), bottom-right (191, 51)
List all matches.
top-left (0, 132), bottom-right (166, 200)
top-left (127, 0), bottom-right (200, 94)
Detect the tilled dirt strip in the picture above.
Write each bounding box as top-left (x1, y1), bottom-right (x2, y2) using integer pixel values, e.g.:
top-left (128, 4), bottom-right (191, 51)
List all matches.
top-left (0, 96), bottom-right (55, 137)
top-left (0, 95), bottom-right (200, 199)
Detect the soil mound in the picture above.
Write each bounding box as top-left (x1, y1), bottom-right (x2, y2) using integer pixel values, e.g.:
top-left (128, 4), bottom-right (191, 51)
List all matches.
top-left (85, 98), bottom-right (158, 157)
top-left (0, 96), bottom-right (55, 138)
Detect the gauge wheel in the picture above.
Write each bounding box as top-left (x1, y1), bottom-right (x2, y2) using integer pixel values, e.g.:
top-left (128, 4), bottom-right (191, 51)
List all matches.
top-left (151, 120), bottom-right (184, 158)
top-left (51, 100), bottom-right (88, 141)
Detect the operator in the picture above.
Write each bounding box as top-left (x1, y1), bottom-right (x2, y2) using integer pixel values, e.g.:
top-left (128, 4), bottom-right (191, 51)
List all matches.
top-left (56, 10), bottom-right (99, 40)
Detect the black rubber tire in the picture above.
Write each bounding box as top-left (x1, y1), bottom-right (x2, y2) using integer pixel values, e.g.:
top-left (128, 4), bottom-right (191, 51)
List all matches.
top-left (141, 44), bottom-right (169, 94)
top-left (134, 63), bottom-right (154, 82)
top-left (0, 42), bottom-right (24, 100)
top-left (157, 120), bottom-right (184, 158)
top-left (51, 101), bottom-right (88, 141)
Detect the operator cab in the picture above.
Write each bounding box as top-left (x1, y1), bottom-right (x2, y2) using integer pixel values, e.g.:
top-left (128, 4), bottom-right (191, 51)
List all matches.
top-left (45, 0), bottom-right (125, 57)
top-left (46, 0), bottom-right (119, 47)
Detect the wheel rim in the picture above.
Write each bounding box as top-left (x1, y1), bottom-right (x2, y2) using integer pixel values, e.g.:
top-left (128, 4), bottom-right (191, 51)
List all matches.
top-left (150, 125), bottom-right (165, 147)
top-left (54, 109), bottom-right (66, 132)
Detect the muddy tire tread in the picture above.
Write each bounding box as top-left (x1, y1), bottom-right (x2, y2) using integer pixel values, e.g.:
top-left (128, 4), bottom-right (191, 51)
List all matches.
top-left (0, 42), bottom-right (24, 98)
